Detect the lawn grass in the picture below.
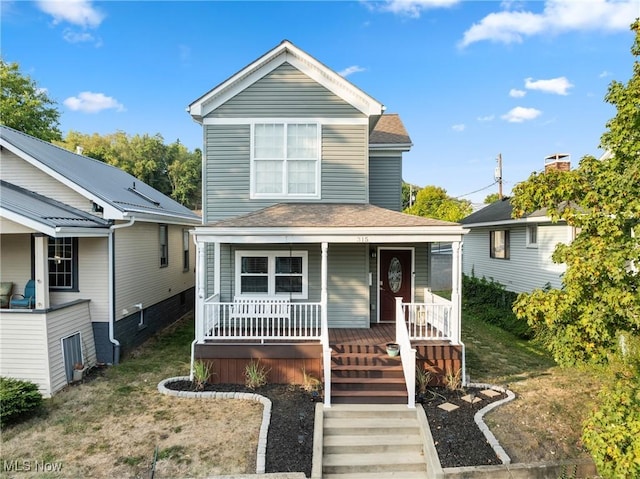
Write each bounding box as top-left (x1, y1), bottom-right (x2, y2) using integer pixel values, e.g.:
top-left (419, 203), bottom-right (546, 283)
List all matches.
top-left (0, 314), bottom-right (263, 478)
top-left (463, 312), bottom-right (605, 464)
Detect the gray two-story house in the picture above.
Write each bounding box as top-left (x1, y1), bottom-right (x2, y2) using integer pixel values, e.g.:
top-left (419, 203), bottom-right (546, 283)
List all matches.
top-left (188, 40), bottom-right (467, 407)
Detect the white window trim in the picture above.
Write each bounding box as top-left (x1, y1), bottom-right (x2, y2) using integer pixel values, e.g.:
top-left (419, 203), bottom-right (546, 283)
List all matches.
top-left (250, 121), bottom-right (321, 200)
top-left (235, 250), bottom-right (308, 299)
top-left (526, 224), bottom-right (538, 248)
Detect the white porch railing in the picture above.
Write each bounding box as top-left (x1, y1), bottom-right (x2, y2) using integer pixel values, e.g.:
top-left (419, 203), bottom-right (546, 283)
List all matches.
top-left (403, 301), bottom-right (452, 341)
top-left (395, 298), bottom-right (416, 409)
top-left (201, 294), bottom-right (322, 342)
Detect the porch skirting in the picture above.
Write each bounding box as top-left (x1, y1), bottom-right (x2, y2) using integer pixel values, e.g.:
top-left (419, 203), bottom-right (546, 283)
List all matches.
top-left (415, 342), bottom-right (464, 384)
top-left (195, 343), bottom-right (323, 384)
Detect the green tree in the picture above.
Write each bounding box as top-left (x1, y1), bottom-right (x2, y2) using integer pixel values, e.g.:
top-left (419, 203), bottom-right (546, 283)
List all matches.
top-left (404, 185), bottom-right (472, 222)
top-left (167, 140), bottom-right (202, 209)
top-left (484, 192), bottom-right (500, 204)
top-left (511, 20), bottom-right (640, 478)
top-left (0, 59), bottom-right (61, 141)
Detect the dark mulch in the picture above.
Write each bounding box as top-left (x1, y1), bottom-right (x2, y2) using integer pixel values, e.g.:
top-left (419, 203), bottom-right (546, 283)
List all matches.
top-left (421, 386), bottom-right (507, 468)
top-left (165, 381), bottom-right (316, 477)
top-left (165, 381), bottom-right (506, 474)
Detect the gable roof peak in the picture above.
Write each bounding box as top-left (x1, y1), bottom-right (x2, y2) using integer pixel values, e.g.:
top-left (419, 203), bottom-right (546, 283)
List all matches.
top-left (188, 40), bottom-right (384, 121)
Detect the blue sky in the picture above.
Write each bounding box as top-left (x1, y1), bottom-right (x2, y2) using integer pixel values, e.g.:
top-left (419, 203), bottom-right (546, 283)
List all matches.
top-left (2, 1), bottom-right (637, 203)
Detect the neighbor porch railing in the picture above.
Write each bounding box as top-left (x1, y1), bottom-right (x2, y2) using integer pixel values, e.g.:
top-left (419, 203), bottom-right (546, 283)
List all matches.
top-left (201, 294), bottom-right (322, 343)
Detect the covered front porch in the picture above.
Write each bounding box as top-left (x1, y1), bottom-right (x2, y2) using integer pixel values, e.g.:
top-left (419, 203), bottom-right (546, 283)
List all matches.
top-left (191, 203), bottom-right (467, 407)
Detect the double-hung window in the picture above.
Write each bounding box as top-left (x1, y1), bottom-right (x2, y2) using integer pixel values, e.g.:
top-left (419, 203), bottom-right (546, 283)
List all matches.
top-left (251, 123), bottom-right (319, 198)
top-left (48, 237), bottom-right (78, 290)
top-left (159, 224), bottom-right (168, 267)
top-left (490, 230), bottom-right (510, 259)
top-left (236, 251), bottom-right (308, 299)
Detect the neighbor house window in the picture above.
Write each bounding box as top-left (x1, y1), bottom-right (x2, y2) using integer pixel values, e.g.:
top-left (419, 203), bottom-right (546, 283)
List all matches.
top-left (183, 229), bottom-right (190, 272)
top-left (526, 225), bottom-right (538, 248)
top-left (251, 123), bottom-right (319, 198)
top-left (235, 251), bottom-right (308, 299)
top-left (490, 230), bottom-right (510, 259)
top-left (48, 237), bottom-right (78, 290)
top-left (159, 224), bottom-right (168, 267)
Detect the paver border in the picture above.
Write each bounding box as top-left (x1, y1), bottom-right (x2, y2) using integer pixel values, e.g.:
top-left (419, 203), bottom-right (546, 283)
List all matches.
top-left (157, 376), bottom-right (272, 474)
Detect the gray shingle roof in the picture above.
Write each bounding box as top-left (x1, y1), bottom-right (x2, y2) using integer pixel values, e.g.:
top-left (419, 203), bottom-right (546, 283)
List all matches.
top-left (0, 126), bottom-right (200, 223)
top-left (208, 203), bottom-right (458, 228)
top-left (0, 180), bottom-right (111, 230)
top-left (460, 197), bottom-right (554, 225)
top-left (370, 114), bottom-right (412, 145)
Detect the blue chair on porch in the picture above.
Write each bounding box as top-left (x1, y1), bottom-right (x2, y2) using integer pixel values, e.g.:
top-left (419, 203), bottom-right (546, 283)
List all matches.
top-left (10, 279), bottom-right (36, 308)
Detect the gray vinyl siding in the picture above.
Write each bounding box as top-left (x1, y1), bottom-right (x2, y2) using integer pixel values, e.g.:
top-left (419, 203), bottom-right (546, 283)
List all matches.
top-left (210, 63), bottom-right (363, 118)
top-left (203, 123), bottom-right (368, 223)
top-left (322, 124), bottom-right (368, 203)
top-left (369, 155), bottom-right (403, 211)
top-left (462, 224), bottom-right (569, 293)
top-left (327, 244), bottom-right (369, 328)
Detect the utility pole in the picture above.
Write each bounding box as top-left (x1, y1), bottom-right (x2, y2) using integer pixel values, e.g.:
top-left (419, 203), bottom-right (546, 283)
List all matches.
top-left (495, 153), bottom-right (503, 199)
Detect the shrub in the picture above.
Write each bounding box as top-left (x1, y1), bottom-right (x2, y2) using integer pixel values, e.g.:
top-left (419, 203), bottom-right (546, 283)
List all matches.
top-left (244, 360), bottom-right (269, 390)
top-left (0, 377), bottom-right (43, 427)
top-left (192, 360), bottom-right (213, 391)
top-left (462, 273), bottom-right (532, 339)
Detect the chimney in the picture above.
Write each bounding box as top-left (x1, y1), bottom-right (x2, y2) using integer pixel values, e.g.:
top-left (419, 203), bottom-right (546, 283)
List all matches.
top-left (544, 153), bottom-right (570, 173)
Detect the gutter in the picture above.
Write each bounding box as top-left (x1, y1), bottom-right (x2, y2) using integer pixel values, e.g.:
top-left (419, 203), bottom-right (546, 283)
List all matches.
top-left (108, 216), bottom-right (136, 364)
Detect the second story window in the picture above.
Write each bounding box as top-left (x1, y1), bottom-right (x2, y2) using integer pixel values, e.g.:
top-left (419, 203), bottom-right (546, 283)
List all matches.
top-left (251, 122), bottom-right (320, 199)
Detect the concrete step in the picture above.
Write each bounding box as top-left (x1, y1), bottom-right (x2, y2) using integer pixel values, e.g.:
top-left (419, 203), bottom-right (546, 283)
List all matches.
top-left (323, 433), bottom-right (423, 454)
top-left (324, 416), bottom-right (418, 435)
top-left (322, 452), bottom-right (426, 474)
top-left (324, 404), bottom-right (415, 418)
top-left (322, 472), bottom-right (428, 479)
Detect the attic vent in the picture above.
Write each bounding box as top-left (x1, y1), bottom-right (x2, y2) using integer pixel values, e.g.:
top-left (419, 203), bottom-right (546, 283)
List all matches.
top-left (128, 183), bottom-right (160, 207)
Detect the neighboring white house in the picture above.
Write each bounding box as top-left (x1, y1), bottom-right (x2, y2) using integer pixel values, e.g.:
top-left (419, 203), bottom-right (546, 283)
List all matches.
top-left (460, 197), bottom-right (572, 293)
top-left (0, 126), bottom-right (201, 396)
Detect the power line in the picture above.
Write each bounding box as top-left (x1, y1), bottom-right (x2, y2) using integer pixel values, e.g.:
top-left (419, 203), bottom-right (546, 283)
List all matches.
top-left (455, 181), bottom-right (498, 199)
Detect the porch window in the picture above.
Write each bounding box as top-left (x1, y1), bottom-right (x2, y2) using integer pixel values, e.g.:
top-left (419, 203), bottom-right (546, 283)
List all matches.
top-left (526, 225), bottom-right (538, 248)
top-left (159, 224), bottom-right (168, 267)
top-left (48, 237), bottom-right (78, 290)
top-left (236, 251), bottom-right (308, 299)
top-left (251, 123), bottom-right (319, 198)
top-left (490, 230), bottom-right (510, 259)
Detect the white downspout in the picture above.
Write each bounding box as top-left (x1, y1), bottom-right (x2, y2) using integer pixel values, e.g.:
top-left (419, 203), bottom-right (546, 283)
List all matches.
top-left (108, 216), bottom-right (136, 364)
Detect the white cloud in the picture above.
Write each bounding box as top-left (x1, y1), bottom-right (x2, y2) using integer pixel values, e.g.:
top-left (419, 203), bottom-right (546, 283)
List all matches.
top-left (62, 28), bottom-right (100, 45)
top-left (509, 88), bottom-right (526, 98)
top-left (477, 115), bottom-right (495, 122)
top-left (452, 123), bottom-right (466, 132)
top-left (599, 70), bottom-right (612, 78)
top-left (525, 76), bottom-right (573, 95)
top-left (36, 0), bottom-right (104, 28)
top-left (64, 92), bottom-right (125, 114)
top-left (459, 0), bottom-right (637, 47)
top-left (501, 106), bottom-right (542, 123)
top-left (378, 0), bottom-right (459, 18)
top-left (339, 65), bottom-right (367, 77)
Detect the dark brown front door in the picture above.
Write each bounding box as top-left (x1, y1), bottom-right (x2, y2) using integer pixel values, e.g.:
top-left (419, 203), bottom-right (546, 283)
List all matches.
top-left (379, 249), bottom-right (412, 322)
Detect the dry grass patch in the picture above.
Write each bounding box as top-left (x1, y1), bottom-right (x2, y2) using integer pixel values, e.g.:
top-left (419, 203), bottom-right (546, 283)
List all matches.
top-left (0, 315), bottom-right (263, 478)
top-left (463, 314), bottom-right (605, 464)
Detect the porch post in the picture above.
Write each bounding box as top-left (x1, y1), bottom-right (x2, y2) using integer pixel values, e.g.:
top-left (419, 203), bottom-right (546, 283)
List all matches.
top-left (195, 240), bottom-right (206, 342)
top-left (450, 241), bottom-right (462, 344)
top-left (321, 242), bottom-right (331, 408)
top-left (33, 234), bottom-right (49, 309)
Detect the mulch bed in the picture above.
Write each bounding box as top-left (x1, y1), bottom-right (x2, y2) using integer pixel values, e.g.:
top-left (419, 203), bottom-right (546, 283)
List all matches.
top-left (165, 381), bottom-right (507, 474)
top-left (421, 386), bottom-right (508, 468)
